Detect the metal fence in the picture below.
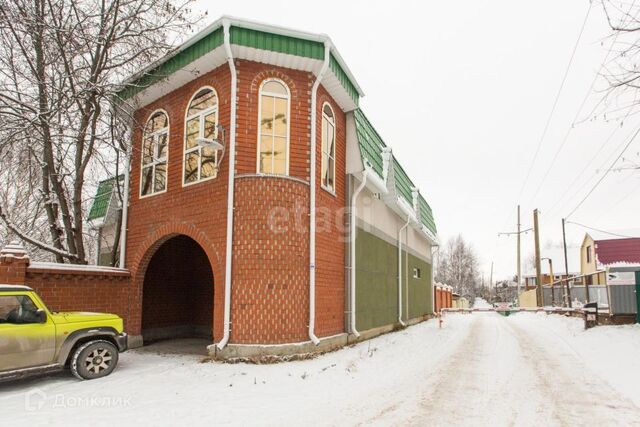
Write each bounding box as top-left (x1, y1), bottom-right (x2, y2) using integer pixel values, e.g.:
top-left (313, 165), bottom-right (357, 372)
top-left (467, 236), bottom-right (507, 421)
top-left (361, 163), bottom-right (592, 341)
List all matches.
top-left (542, 285), bottom-right (609, 308)
top-left (541, 284), bottom-right (638, 315)
top-left (609, 285), bottom-right (637, 315)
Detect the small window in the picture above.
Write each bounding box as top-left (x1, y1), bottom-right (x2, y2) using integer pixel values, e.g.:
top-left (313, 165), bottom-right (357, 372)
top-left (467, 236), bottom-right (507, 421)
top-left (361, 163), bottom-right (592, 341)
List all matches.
top-left (141, 111), bottom-right (169, 196)
top-left (184, 87), bottom-right (219, 184)
top-left (413, 267), bottom-right (422, 279)
top-left (586, 245), bottom-right (592, 263)
top-left (0, 295), bottom-right (41, 324)
top-left (258, 79), bottom-right (289, 175)
top-left (321, 103), bottom-right (336, 192)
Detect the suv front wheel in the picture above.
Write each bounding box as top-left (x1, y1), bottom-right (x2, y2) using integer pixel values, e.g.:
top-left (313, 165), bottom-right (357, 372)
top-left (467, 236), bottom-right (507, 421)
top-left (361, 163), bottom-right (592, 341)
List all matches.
top-left (70, 340), bottom-right (119, 380)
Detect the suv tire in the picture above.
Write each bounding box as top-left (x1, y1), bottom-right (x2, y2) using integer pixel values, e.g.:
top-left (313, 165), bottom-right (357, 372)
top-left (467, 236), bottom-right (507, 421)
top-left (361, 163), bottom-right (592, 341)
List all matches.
top-left (71, 340), bottom-right (119, 380)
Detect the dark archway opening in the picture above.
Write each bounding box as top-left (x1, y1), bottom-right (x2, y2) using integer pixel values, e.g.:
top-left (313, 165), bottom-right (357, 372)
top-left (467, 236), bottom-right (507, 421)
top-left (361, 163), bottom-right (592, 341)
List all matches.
top-left (142, 235), bottom-right (213, 343)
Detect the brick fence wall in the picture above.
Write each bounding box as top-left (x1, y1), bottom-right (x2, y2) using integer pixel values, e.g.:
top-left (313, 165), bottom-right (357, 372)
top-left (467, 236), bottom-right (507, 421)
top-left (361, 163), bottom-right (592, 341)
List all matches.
top-left (0, 243), bottom-right (131, 326)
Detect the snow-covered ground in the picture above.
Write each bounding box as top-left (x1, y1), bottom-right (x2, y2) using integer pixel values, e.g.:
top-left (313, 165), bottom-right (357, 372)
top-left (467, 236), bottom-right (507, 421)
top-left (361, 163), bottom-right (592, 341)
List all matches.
top-left (1, 312), bottom-right (639, 426)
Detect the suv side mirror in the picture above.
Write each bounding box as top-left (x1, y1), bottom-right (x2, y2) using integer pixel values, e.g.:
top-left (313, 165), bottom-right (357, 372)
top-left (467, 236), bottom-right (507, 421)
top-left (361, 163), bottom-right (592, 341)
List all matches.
top-left (35, 309), bottom-right (47, 323)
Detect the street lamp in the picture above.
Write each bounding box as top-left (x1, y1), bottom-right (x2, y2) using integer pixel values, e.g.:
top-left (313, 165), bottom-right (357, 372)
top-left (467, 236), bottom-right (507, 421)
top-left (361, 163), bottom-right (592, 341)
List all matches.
top-left (541, 257), bottom-right (555, 306)
top-left (195, 124), bottom-right (226, 169)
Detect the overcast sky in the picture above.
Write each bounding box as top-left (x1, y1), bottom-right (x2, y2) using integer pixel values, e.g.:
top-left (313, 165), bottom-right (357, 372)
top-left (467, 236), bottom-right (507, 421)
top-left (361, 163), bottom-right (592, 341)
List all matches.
top-left (193, 0), bottom-right (640, 280)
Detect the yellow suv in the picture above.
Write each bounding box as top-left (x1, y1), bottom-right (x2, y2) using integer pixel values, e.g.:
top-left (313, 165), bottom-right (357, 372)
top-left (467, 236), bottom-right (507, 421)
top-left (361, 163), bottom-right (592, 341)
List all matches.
top-left (0, 284), bottom-right (127, 381)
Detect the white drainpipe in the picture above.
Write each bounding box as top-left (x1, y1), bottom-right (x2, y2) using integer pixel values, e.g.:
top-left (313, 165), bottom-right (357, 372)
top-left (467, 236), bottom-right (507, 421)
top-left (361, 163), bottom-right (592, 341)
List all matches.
top-left (217, 19), bottom-right (237, 350)
top-left (398, 216), bottom-right (410, 326)
top-left (431, 246), bottom-right (438, 314)
top-left (308, 40), bottom-right (331, 346)
top-left (350, 171), bottom-right (368, 337)
top-left (118, 143), bottom-right (131, 268)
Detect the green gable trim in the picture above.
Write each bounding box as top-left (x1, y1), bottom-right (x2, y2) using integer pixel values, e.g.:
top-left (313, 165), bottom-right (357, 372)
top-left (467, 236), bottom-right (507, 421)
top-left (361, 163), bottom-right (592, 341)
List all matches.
top-left (330, 53), bottom-right (359, 105)
top-left (88, 178), bottom-right (115, 221)
top-left (88, 176), bottom-right (123, 221)
top-left (117, 27), bottom-right (224, 101)
top-left (230, 26), bottom-right (324, 60)
top-left (353, 109), bottom-right (386, 178)
top-left (419, 195), bottom-right (437, 235)
top-left (393, 158), bottom-right (414, 206)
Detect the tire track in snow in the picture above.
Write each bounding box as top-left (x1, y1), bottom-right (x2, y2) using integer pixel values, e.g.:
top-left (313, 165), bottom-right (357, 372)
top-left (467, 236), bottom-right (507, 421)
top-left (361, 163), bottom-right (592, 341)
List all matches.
top-left (506, 316), bottom-right (640, 426)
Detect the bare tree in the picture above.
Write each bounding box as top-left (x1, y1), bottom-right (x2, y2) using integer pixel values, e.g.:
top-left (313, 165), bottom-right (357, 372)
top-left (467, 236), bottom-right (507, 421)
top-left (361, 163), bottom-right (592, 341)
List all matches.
top-left (0, 0), bottom-right (202, 263)
top-left (596, 1), bottom-right (640, 119)
top-left (435, 235), bottom-right (480, 298)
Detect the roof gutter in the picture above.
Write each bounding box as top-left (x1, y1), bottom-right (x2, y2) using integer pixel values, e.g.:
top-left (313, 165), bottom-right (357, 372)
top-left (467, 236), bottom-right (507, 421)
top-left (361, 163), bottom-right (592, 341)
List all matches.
top-left (308, 40), bottom-right (332, 346)
top-left (217, 19), bottom-right (237, 350)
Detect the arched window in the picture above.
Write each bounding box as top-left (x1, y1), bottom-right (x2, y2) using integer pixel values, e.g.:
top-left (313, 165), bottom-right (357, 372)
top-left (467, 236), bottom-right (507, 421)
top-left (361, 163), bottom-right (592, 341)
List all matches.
top-left (258, 79), bottom-right (289, 175)
top-left (321, 103), bottom-right (336, 192)
top-left (141, 110), bottom-right (169, 196)
top-left (184, 87), bottom-right (218, 184)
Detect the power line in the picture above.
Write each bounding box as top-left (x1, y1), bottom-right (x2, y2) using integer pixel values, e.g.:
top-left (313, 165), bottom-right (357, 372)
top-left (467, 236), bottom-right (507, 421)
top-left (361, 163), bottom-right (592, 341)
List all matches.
top-left (565, 124), bottom-right (640, 219)
top-left (515, 2), bottom-right (593, 204)
top-left (566, 220), bottom-right (639, 239)
top-left (528, 25), bottom-right (624, 206)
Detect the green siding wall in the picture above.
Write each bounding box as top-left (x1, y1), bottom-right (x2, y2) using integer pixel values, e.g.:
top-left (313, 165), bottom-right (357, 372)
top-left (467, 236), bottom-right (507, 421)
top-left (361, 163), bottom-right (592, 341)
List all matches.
top-left (355, 227), bottom-right (432, 331)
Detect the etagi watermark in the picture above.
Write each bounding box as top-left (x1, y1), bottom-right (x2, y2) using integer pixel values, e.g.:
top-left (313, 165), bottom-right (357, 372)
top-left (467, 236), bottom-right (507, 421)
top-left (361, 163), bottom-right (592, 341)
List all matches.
top-left (25, 388), bottom-right (131, 411)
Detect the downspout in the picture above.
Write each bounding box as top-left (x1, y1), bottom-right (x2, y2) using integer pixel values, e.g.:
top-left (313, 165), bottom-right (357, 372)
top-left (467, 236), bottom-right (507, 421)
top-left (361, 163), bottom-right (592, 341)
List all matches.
top-left (431, 246), bottom-right (438, 315)
top-left (398, 216), bottom-right (410, 326)
top-left (350, 171), bottom-right (368, 337)
top-left (308, 40), bottom-right (331, 345)
top-left (118, 145), bottom-right (131, 268)
top-left (217, 19), bottom-right (237, 350)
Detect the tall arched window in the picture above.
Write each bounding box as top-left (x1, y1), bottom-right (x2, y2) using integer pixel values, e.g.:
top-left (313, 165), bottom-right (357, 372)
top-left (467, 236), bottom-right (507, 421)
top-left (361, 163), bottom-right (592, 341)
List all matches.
top-left (141, 110), bottom-right (169, 197)
top-left (258, 79), bottom-right (289, 175)
top-left (184, 87), bottom-right (218, 184)
top-left (321, 103), bottom-right (336, 192)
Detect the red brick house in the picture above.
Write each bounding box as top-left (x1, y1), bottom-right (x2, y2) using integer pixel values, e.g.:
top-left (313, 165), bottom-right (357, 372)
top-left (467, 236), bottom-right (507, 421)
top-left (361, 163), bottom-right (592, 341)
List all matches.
top-left (2, 17), bottom-right (438, 358)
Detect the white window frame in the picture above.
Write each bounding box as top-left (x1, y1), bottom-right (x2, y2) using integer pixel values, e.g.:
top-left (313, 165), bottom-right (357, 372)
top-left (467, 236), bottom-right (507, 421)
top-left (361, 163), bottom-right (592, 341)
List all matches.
top-left (320, 102), bottom-right (336, 194)
top-left (182, 86), bottom-right (219, 187)
top-left (256, 78), bottom-right (290, 176)
top-left (413, 267), bottom-right (422, 279)
top-left (139, 109), bottom-right (169, 198)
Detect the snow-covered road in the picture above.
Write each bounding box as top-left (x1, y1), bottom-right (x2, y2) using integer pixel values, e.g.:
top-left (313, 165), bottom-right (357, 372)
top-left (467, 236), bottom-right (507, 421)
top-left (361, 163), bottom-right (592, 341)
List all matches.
top-left (2, 313), bottom-right (639, 426)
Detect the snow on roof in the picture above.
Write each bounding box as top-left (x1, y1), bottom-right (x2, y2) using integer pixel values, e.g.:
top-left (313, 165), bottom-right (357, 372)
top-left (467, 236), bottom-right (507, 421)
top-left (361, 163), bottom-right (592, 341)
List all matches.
top-left (585, 229), bottom-right (640, 242)
top-left (594, 238), bottom-right (640, 266)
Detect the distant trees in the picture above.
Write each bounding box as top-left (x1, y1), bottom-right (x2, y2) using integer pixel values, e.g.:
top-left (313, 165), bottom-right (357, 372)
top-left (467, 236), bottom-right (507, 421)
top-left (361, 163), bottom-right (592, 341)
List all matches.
top-left (435, 235), bottom-right (480, 298)
top-left (0, 0), bottom-right (201, 263)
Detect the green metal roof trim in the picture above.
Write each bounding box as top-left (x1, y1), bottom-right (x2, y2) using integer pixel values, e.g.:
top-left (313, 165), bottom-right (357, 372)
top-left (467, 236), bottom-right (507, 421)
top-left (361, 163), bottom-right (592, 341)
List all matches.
top-left (117, 23), bottom-right (360, 105)
top-left (392, 158), bottom-right (414, 206)
top-left (353, 109), bottom-right (437, 236)
top-left (353, 109), bottom-right (386, 178)
top-left (230, 26), bottom-right (324, 60)
top-left (419, 195), bottom-right (437, 235)
top-left (117, 27), bottom-right (224, 101)
top-left (330, 53), bottom-right (359, 105)
top-left (88, 176), bottom-right (122, 221)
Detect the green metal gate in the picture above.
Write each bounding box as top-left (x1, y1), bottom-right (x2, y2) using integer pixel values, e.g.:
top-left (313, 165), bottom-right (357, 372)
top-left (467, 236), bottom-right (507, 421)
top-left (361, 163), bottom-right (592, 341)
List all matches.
top-left (635, 271), bottom-right (640, 324)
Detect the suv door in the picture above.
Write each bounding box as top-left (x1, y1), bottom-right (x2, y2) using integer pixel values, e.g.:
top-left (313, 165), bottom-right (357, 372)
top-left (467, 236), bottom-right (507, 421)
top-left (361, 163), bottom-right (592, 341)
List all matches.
top-left (0, 294), bottom-right (56, 371)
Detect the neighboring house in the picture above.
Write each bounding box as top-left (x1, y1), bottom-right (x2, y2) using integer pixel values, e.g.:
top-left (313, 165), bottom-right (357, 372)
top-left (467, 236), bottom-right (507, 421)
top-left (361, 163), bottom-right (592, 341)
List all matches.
top-left (580, 231), bottom-right (640, 285)
top-left (87, 176), bottom-right (124, 266)
top-left (101, 17), bottom-right (438, 354)
top-left (523, 244), bottom-right (580, 289)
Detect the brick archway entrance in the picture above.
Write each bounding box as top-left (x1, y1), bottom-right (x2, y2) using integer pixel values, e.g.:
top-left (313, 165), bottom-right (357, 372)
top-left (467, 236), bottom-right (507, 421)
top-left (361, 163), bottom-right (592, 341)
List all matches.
top-left (141, 235), bottom-right (214, 343)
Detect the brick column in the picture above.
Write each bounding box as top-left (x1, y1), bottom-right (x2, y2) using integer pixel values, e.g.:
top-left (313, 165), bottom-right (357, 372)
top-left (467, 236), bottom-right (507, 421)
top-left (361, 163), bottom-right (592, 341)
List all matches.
top-left (0, 241), bottom-right (31, 285)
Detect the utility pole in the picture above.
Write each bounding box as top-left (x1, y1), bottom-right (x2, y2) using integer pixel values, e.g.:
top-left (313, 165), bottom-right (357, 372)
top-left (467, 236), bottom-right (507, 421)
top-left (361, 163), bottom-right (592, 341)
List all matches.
top-left (498, 205), bottom-right (532, 305)
top-left (517, 205), bottom-right (521, 299)
top-left (533, 209), bottom-right (543, 307)
top-left (562, 218), bottom-right (572, 308)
